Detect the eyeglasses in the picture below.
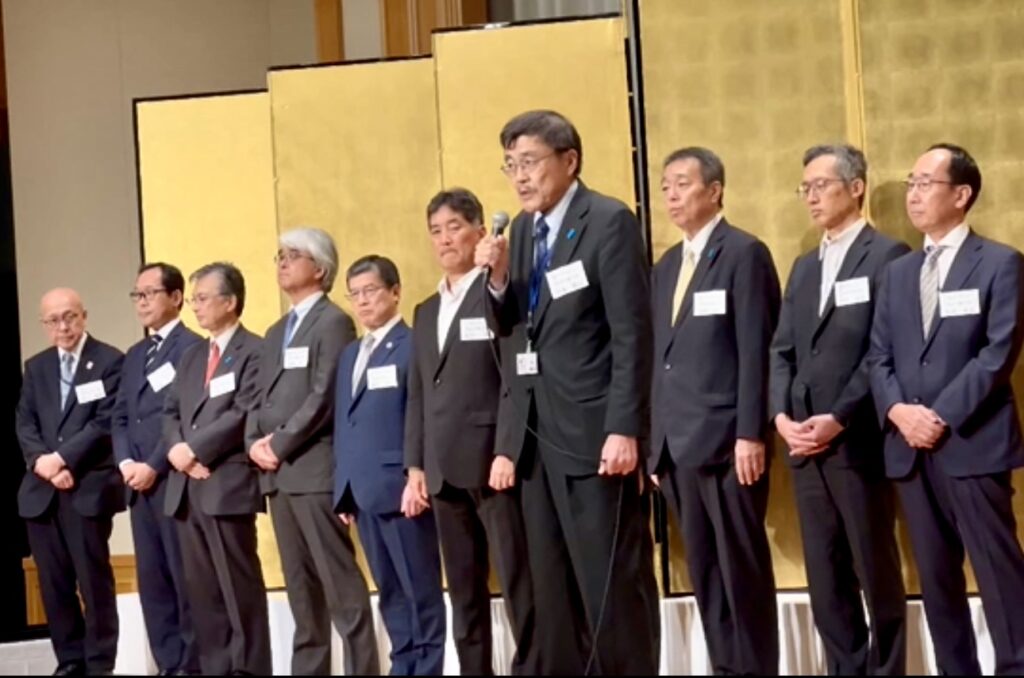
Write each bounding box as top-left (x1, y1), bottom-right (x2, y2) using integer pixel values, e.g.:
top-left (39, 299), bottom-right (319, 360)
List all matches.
top-left (903, 178), bottom-right (955, 194)
top-left (500, 152), bottom-right (557, 177)
top-left (188, 293), bottom-right (228, 306)
top-left (128, 288), bottom-right (167, 303)
top-left (274, 249), bottom-right (313, 265)
top-left (41, 312), bottom-right (82, 328)
top-left (795, 178), bottom-right (845, 199)
top-left (345, 285), bottom-right (385, 301)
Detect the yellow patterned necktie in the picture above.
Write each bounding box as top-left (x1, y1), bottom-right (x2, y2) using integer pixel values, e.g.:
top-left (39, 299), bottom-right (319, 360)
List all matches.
top-left (672, 248), bottom-right (696, 324)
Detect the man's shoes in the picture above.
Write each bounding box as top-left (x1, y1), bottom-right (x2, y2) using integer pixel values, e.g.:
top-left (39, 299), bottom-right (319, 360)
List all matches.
top-left (52, 664), bottom-right (85, 676)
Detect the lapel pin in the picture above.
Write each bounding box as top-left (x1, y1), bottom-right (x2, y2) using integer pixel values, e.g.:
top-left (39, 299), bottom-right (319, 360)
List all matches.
top-left (567, 228), bottom-right (577, 241)
top-left (386, 341), bottom-right (393, 350)
top-left (224, 355), bottom-right (234, 366)
top-left (85, 361), bottom-right (94, 371)
top-left (707, 248), bottom-right (717, 260)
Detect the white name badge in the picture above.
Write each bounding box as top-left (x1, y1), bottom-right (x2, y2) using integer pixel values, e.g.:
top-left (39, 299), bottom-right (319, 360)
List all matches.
top-left (146, 362), bottom-right (176, 393)
top-left (284, 346), bottom-right (310, 370)
top-left (834, 276), bottom-right (871, 307)
top-left (367, 365), bottom-right (399, 390)
top-left (460, 317), bottom-right (492, 342)
top-left (546, 260), bottom-right (590, 300)
top-left (693, 290), bottom-right (727, 316)
top-left (939, 289), bottom-right (981, 317)
top-left (208, 372), bottom-right (236, 398)
top-left (516, 352), bottom-right (539, 376)
top-left (75, 380), bottom-right (106, 404)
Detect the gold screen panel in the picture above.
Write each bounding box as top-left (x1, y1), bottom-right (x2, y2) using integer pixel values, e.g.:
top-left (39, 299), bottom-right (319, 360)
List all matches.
top-left (136, 92), bottom-right (284, 587)
top-left (269, 59), bottom-right (441, 321)
top-left (433, 17), bottom-right (635, 219)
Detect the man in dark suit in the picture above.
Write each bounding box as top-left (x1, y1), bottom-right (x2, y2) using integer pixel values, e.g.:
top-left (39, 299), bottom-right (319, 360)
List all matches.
top-left (246, 228), bottom-right (378, 676)
top-left (474, 110), bottom-right (659, 675)
top-left (770, 144), bottom-right (908, 675)
top-left (333, 255), bottom-right (446, 676)
top-left (649, 147), bottom-right (781, 675)
top-left (16, 287), bottom-right (125, 676)
top-left (869, 143), bottom-right (1024, 675)
top-left (112, 263), bottom-right (202, 675)
top-left (162, 262), bottom-right (271, 675)
top-left (403, 189), bottom-right (536, 675)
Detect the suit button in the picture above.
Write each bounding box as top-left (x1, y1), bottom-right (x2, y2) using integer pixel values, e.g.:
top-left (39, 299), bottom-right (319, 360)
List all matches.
top-left (912, 397), bottom-right (921, 404)
top-left (57, 436), bottom-right (63, 443)
top-left (349, 421), bottom-right (355, 428)
top-left (434, 378), bottom-right (441, 386)
top-left (664, 364), bottom-right (671, 370)
top-left (920, 359), bottom-right (929, 366)
top-left (265, 402), bottom-right (273, 408)
top-left (191, 424), bottom-right (198, 430)
top-left (811, 349), bottom-right (820, 356)
top-left (136, 418), bottom-right (142, 424)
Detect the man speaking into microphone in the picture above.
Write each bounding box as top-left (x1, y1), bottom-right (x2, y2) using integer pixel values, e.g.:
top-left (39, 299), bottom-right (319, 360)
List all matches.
top-left (475, 109), bottom-right (659, 675)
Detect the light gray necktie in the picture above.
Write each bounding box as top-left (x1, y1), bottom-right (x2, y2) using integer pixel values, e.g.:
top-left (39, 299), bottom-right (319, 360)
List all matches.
top-left (60, 353), bottom-right (75, 409)
top-left (920, 245), bottom-right (945, 337)
top-left (351, 334), bottom-right (376, 397)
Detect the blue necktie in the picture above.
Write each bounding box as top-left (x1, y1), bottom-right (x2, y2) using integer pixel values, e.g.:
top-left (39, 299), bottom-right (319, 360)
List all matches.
top-left (529, 217), bottom-right (552, 317)
top-left (60, 353), bottom-right (75, 410)
top-left (282, 310), bottom-right (299, 353)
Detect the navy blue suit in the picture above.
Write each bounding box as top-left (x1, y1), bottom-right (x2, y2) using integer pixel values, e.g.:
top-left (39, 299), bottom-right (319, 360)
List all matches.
top-left (333, 320), bottom-right (445, 676)
top-left (112, 321), bottom-right (202, 673)
top-left (870, 230), bottom-right (1024, 675)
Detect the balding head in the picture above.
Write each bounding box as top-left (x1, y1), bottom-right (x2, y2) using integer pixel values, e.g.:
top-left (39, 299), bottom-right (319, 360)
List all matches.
top-left (40, 287), bottom-right (87, 351)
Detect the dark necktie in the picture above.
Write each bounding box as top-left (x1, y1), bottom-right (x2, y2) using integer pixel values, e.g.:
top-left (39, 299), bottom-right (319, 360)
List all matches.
top-left (529, 217), bottom-right (552, 318)
top-left (144, 334), bottom-right (162, 373)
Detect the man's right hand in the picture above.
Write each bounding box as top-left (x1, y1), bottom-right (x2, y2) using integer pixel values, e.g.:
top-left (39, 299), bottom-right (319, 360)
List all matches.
top-left (475, 234), bottom-right (510, 289)
top-left (401, 468), bottom-right (431, 518)
top-left (888, 403), bottom-right (945, 449)
top-left (775, 413), bottom-right (827, 457)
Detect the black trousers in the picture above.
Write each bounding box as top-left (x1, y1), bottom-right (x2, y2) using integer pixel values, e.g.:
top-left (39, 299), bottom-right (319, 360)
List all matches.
top-left (26, 492), bottom-right (118, 673)
top-left (130, 484), bottom-right (199, 673)
top-left (792, 457), bottom-right (906, 675)
top-left (519, 443), bottom-right (660, 676)
top-left (659, 456), bottom-right (779, 675)
top-left (270, 491), bottom-right (379, 676)
top-left (896, 453), bottom-right (1024, 676)
top-left (175, 491), bottom-right (271, 676)
top-left (432, 482), bottom-right (537, 675)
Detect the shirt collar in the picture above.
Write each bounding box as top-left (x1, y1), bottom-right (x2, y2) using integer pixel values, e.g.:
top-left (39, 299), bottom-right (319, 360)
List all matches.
top-left (924, 222), bottom-right (970, 251)
top-left (438, 267), bottom-right (483, 299)
top-left (210, 323), bottom-right (240, 354)
top-left (58, 332), bottom-right (88, 363)
top-left (533, 179), bottom-right (580, 235)
top-left (683, 212), bottom-right (723, 260)
top-left (819, 217), bottom-right (867, 259)
top-left (152, 317), bottom-right (181, 342)
top-left (364, 313), bottom-right (403, 347)
top-left (289, 290), bottom-right (324, 316)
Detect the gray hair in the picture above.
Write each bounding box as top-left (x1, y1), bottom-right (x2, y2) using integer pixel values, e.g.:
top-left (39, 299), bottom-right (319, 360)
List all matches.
top-left (802, 144), bottom-right (867, 184)
top-left (279, 227), bottom-right (339, 293)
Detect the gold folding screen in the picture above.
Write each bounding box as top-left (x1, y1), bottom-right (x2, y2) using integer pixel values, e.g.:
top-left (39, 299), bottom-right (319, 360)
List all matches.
top-left (135, 91), bottom-right (284, 587)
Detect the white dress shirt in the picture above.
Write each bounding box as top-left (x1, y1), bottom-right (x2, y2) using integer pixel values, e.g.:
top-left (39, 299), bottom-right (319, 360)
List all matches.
top-left (210, 323), bottom-right (240, 357)
top-left (352, 314), bottom-right (403, 394)
top-left (682, 212), bottom-right (723, 262)
top-left (152, 318), bottom-right (181, 342)
top-left (437, 268), bottom-right (483, 351)
top-left (818, 218), bottom-right (867, 315)
top-left (57, 332), bottom-right (88, 371)
top-left (924, 222), bottom-right (970, 287)
top-left (533, 179), bottom-right (580, 250)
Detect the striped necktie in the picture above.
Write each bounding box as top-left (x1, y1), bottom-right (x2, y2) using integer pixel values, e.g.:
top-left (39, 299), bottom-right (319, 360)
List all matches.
top-left (145, 334), bottom-right (162, 372)
top-left (920, 245), bottom-right (945, 337)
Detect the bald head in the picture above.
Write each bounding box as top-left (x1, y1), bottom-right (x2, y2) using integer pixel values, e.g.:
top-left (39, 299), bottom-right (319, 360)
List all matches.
top-left (40, 287), bottom-right (87, 351)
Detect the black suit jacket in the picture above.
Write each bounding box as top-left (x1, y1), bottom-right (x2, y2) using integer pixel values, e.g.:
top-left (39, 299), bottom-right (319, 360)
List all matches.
top-left (649, 219), bottom-right (781, 472)
top-left (869, 231), bottom-right (1024, 478)
top-left (246, 297), bottom-right (355, 495)
top-left (770, 225), bottom-right (910, 468)
top-left (492, 183), bottom-right (653, 476)
top-left (405, 274), bottom-right (503, 495)
top-left (163, 325), bottom-right (264, 517)
top-left (112, 322), bottom-right (204, 505)
top-left (15, 336), bottom-right (126, 519)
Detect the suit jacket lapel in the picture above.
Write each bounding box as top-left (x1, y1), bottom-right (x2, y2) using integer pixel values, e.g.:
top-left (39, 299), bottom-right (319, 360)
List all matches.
top-left (138, 324), bottom-right (181, 395)
top-left (267, 299), bottom-right (327, 395)
top-left (812, 225), bottom-right (874, 343)
top-left (350, 322), bottom-right (405, 412)
top-left (436, 277), bottom-right (486, 378)
top-left (191, 327), bottom-right (245, 422)
top-left (59, 337), bottom-right (99, 430)
top-left (664, 222), bottom-right (728, 357)
top-left (922, 232), bottom-right (983, 354)
top-left (532, 188), bottom-right (590, 332)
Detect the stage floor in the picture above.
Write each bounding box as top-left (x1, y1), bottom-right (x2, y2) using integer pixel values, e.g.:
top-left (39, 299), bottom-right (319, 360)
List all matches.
top-left (0, 591), bottom-right (994, 675)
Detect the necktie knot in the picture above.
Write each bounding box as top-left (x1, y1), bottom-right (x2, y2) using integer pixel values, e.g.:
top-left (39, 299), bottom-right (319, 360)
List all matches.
top-left (535, 217), bottom-right (550, 240)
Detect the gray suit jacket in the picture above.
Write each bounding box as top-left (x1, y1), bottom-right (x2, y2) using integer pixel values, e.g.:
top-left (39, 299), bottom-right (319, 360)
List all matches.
top-left (163, 325), bottom-right (264, 517)
top-left (246, 296), bottom-right (356, 495)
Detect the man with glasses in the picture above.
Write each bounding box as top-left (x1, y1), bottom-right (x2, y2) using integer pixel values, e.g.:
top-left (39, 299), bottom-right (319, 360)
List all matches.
top-left (333, 255), bottom-right (446, 675)
top-left (770, 145), bottom-right (909, 675)
top-left (870, 144), bottom-right (1024, 675)
top-left (163, 262), bottom-right (270, 675)
top-left (246, 229), bottom-right (379, 676)
top-left (112, 263), bottom-right (202, 676)
top-left (16, 288), bottom-right (125, 676)
top-left (475, 110), bottom-right (659, 675)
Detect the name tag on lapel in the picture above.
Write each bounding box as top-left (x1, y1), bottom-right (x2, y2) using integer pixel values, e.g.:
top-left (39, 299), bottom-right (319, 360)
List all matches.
top-left (75, 380), bottom-right (106, 404)
top-left (367, 365), bottom-right (399, 390)
top-left (545, 261), bottom-right (589, 300)
top-left (460, 318), bottom-right (492, 342)
top-left (209, 372), bottom-right (236, 398)
top-left (693, 290), bottom-right (727, 317)
top-left (834, 277), bottom-right (870, 307)
top-left (939, 289), bottom-right (981, 317)
top-left (147, 363), bottom-right (176, 393)
top-left (284, 346), bottom-right (310, 369)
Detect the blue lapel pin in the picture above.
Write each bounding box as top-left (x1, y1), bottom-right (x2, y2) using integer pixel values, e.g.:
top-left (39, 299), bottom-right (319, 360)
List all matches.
top-left (224, 355), bottom-right (234, 366)
top-left (385, 341), bottom-right (393, 350)
top-left (567, 228), bottom-right (577, 241)
top-left (706, 247), bottom-right (717, 260)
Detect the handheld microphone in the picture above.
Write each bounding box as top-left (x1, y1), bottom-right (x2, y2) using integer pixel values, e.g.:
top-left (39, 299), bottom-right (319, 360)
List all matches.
top-left (484, 211), bottom-right (510, 279)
